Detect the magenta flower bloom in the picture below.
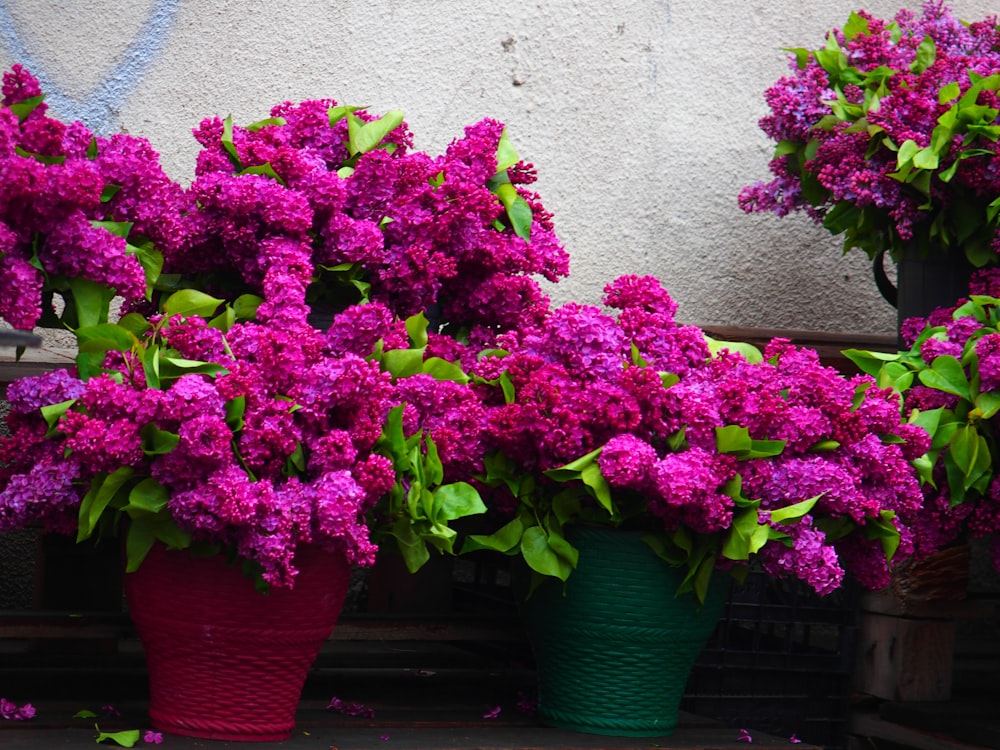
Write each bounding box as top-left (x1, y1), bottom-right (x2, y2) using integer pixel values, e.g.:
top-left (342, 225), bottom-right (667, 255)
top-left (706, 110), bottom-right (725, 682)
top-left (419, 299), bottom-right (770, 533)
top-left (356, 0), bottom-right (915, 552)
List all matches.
top-left (0, 697), bottom-right (35, 721)
top-left (474, 275), bottom-right (923, 599)
top-left (741, 2), bottom-right (1000, 265)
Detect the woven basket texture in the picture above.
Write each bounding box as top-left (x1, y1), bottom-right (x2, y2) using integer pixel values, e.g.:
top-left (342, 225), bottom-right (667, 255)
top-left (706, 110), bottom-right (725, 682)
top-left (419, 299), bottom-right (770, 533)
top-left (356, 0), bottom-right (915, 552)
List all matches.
top-left (519, 526), bottom-right (727, 737)
top-left (124, 543), bottom-right (350, 742)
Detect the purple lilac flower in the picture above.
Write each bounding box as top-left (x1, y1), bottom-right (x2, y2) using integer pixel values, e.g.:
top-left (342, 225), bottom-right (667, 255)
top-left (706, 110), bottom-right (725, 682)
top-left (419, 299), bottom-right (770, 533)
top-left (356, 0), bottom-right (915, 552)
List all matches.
top-left (0, 66), bottom-right (179, 331)
top-left (759, 519), bottom-right (845, 596)
top-left (650, 448), bottom-right (737, 534)
top-left (976, 333), bottom-right (1000, 391)
top-left (0, 697), bottom-right (35, 720)
top-left (182, 102), bottom-right (568, 332)
top-left (741, 3), bottom-right (1000, 259)
top-left (598, 435), bottom-right (658, 492)
top-left (5, 368), bottom-right (84, 414)
top-left (0, 458), bottom-right (82, 533)
top-left (326, 696), bottom-right (376, 719)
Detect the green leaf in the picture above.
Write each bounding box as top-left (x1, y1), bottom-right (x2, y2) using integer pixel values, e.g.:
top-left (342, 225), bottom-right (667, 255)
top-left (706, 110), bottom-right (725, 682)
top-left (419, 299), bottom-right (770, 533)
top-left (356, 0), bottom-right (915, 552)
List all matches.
top-left (461, 515), bottom-right (525, 554)
top-left (520, 525), bottom-right (573, 581)
top-left (156, 357), bottom-right (226, 381)
top-left (14, 145), bottom-right (65, 165)
top-left (545, 530), bottom-right (580, 570)
top-left (939, 81), bottom-right (961, 104)
top-left (162, 289), bottom-right (224, 318)
top-left (246, 116), bottom-right (287, 132)
top-left (918, 355), bottom-right (970, 398)
top-left (143, 344), bottom-right (160, 390)
top-left (721, 506), bottom-right (763, 560)
top-left (580, 462), bottom-right (614, 514)
top-left (77, 467), bottom-right (134, 543)
top-left (864, 510), bottom-right (901, 562)
top-left (909, 407), bottom-right (943, 439)
top-left (546, 447), bottom-right (603, 475)
top-left (73, 710), bottom-right (98, 718)
top-left (116, 313), bottom-right (150, 337)
top-left (328, 104), bottom-right (364, 125)
top-left (91, 219), bottom-right (132, 239)
top-left (208, 304), bottom-right (236, 332)
top-left (715, 425), bottom-right (785, 458)
top-left (121, 478), bottom-right (170, 515)
top-left (913, 147), bottom-right (939, 170)
top-left (226, 395), bottom-right (246, 430)
top-left (433, 482), bottom-right (487, 521)
top-left (705, 337), bottom-right (763, 362)
top-left (149, 518), bottom-right (192, 551)
top-left (94, 726), bottom-right (141, 747)
top-left (221, 114), bottom-right (241, 169)
top-left (495, 127), bottom-right (520, 172)
top-left (140, 424), bottom-right (180, 456)
top-left (75, 324), bottom-right (136, 354)
top-left (781, 46), bottom-right (811, 70)
top-left (422, 357), bottom-right (470, 383)
top-left (40, 398), bottom-right (77, 434)
top-left (9, 94), bottom-right (44, 121)
top-left (976, 391), bottom-right (1000, 419)
top-left (896, 138), bottom-right (921, 169)
top-left (233, 294), bottom-right (262, 321)
top-left (493, 182), bottom-right (533, 240)
top-left (381, 348), bottom-right (425, 379)
top-left (240, 162), bottom-right (285, 185)
top-left (68, 277), bottom-right (114, 328)
top-left (390, 516), bottom-right (431, 572)
top-left (128, 243), bottom-right (163, 297)
top-left (424, 435), bottom-right (444, 487)
top-left (843, 11), bottom-right (870, 41)
top-left (768, 495), bottom-right (820, 524)
top-left (911, 35), bottom-right (936, 74)
top-left (499, 371), bottom-right (515, 404)
top-left (350, 110), bottom-right (405, 155)
top-left (405, 312), bottom-right (430, 347)
top-left (552, 491), bottom-right (582, 525)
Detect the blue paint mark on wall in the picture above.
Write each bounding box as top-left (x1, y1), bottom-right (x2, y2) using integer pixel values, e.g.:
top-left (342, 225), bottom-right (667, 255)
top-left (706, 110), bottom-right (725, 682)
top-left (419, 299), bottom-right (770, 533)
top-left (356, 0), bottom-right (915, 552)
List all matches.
top-left (0, 0), bottom-right (179, 134)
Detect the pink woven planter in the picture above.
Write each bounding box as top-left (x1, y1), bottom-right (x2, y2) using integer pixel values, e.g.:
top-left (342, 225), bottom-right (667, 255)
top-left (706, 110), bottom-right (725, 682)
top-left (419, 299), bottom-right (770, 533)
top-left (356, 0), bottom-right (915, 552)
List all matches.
top-left (123, 543), bottom-right (350, 742)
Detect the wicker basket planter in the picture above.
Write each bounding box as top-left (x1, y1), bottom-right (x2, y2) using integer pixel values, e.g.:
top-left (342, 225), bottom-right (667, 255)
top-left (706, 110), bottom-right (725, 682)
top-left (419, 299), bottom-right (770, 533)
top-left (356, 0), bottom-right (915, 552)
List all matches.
top-left (517, 526), bottom-right (728, 737)
top-left (123, 543), bottom-right (350, 742)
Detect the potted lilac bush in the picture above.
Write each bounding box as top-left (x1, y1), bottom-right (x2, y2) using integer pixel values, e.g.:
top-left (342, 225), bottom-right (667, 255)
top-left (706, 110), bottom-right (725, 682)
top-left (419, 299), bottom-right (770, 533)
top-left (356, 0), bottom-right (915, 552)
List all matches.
top-left (845, 268), bottom-right (1000, 591)
top-left (739, 2), bottom-right (1000, 325)
top-left (461, 274), bottom-right (927, 736)
top-left (0, 64), bottom-right (566, 740)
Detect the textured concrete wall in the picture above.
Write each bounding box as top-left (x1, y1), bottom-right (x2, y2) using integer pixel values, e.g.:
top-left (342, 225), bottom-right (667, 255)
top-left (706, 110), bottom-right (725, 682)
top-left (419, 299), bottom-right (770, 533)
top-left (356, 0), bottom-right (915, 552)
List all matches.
top-left (0, 0), bottom-right (995, 336)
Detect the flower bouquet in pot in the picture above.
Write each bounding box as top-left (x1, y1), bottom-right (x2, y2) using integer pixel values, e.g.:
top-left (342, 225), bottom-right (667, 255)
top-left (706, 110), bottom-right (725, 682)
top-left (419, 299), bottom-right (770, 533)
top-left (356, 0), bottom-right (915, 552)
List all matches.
top-left (844, 267), bottom-right (1000, 603)
top-left (461, 275), bottom-right (928, 736)
top-left (0, 64), bottom-right (567, 739)
top-left (739, 2), bottom-right (1000, 326)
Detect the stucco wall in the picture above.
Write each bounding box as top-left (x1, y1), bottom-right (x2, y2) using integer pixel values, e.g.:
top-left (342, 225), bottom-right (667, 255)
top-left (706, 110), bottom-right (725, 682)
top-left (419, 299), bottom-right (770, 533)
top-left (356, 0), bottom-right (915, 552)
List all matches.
top-left (0, 0), bottom-right (995, 336)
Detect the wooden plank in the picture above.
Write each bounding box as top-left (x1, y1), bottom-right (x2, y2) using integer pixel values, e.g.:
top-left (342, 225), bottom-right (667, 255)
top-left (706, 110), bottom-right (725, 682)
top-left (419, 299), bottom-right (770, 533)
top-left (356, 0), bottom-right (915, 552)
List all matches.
top-left (0, 611), bottom-right (526, 642)
top-left (851, 712), bottom-right (991, 750)
top-left (855, 611), bottom-right (955, 702)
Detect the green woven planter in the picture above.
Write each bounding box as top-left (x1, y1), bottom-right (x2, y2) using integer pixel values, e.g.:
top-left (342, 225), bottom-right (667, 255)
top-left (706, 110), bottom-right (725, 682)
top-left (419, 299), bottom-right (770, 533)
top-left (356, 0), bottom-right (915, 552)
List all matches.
top-left (518, 526), bottom-right (728, 737)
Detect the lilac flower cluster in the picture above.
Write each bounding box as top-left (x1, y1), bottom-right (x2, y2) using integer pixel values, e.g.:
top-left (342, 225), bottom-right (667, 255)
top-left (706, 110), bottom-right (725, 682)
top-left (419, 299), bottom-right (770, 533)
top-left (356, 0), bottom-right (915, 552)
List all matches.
top-left (879, 269), bottom-right (1000, 569)
top-left (0, 66), bottom-right (560, 587)
top-left (476, 275), bottom-right (925, 595)
top-left (0, 65), bottom-right (186, 330)
top-left (0, 313), bottom-right (397, 586)
top-left (179, 101), bottom-right (568, 334)
top-left (0, 697), bottom-right (35, 720)
top-left (740, 3), bottom-right (1000, 263)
